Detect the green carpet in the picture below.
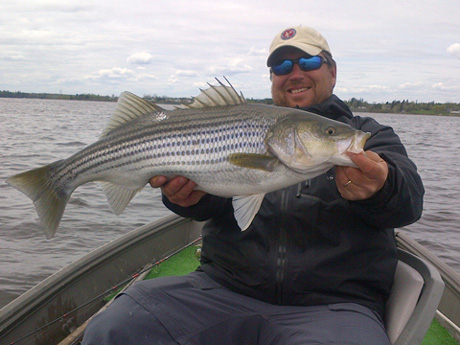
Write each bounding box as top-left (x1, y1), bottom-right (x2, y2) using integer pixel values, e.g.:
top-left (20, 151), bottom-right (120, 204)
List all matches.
top-left (422, 318), bottom-right (459, 345)
top-left (145, 245), bottom-right (201, 280)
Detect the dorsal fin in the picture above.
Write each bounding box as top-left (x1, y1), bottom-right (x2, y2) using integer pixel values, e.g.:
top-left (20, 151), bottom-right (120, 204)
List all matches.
top-left (101, 92), bottom-right (165, 137)
top-left (183, 77), bottom-right (246, 109)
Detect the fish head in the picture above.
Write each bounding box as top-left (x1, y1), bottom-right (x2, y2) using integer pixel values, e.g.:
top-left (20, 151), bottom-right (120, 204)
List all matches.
top-left (266, 112), bottom-right (371, 173)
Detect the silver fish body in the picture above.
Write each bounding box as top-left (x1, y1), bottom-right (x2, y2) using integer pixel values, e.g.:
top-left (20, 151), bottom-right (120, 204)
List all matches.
top-left (7, 79), bottom-right (370, 238)
top-left (68, 104), bottom-right (286, 196)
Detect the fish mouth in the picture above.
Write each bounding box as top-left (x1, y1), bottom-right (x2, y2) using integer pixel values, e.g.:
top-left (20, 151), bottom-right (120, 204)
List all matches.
top-left (347, 131), bottom-right (371, 154)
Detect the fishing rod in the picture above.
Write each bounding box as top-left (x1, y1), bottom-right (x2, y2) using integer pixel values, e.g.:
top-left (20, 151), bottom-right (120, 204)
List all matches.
top-left (7, 236), bottom-right (202, 345)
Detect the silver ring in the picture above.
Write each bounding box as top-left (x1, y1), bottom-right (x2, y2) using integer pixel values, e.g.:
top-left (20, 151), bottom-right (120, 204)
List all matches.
top-left (344, 180), bottom-right (352, 187)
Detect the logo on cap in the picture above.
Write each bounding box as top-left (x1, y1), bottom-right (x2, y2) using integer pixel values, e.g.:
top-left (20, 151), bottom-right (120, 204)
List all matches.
top-left (281, 28), bottom-right (296, 40)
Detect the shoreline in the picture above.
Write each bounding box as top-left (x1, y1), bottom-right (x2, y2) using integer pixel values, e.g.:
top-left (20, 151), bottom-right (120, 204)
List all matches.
top-left (1, 93), bottom-right (459, 117)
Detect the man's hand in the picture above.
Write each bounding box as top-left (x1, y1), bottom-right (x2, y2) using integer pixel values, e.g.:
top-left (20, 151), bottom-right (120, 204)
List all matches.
top-left (336, 150), bottom-right (388, 201)
top-left (149, 176), bottom-right (206, 207)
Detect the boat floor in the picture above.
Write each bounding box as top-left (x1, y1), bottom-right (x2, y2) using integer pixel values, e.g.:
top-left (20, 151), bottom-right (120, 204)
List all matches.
top-left (145, 243), bottom-right (201, 280)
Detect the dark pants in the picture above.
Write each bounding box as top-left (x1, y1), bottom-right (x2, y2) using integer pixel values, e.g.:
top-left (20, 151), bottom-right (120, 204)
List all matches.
top-left (82, 271), bottom-right (390, 345)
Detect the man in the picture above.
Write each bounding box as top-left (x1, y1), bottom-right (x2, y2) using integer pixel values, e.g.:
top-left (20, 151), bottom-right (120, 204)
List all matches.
top-left (83, 26), bottom-right (424, 345)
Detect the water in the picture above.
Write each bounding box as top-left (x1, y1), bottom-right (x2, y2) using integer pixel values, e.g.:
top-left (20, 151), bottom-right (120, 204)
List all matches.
top-left (0, 99), bottom-right (459, 309)
top-left (0, 98), bottom-right (172, 308)
top-left (369, 112), bottom-right (460, 268)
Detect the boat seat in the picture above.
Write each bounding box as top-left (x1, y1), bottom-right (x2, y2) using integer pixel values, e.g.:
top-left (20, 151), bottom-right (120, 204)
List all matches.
top-left (385, 248), bottom-right (445, 345)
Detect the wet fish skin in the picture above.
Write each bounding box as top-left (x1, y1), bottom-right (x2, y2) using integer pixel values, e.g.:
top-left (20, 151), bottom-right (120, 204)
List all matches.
top-left (6, 78), bottom-right (370, 239)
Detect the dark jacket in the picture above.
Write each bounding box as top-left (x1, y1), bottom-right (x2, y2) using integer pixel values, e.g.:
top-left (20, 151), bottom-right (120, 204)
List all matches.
top-left (163, 95), bottom-right (424, 318)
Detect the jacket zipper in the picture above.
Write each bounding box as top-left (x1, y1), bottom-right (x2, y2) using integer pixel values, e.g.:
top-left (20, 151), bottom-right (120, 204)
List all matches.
top-left (275, 188), bottom-right (289, 304)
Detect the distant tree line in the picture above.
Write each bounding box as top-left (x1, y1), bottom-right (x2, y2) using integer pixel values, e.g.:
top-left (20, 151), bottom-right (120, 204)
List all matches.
top-left (247, 97), bottom-right (460, 116)
top-left (0, 90), bottom-right (116, 102)
top-left (142, 94), bottom-right (192, 105)
top-left (1, 90), bottom-right (459, 116)
top-left (345, 97), bottom-right (460, 116)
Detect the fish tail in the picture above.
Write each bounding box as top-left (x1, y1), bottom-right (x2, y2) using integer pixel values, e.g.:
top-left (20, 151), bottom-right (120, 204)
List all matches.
top-left (6, 160), bottom-right (70, 239)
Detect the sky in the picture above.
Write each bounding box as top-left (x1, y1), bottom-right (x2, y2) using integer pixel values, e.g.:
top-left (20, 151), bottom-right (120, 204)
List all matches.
top-left (1, 0), bottom-right (459, 103)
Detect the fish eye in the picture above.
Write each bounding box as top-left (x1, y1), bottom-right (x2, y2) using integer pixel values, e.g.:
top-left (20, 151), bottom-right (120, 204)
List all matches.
top-left (325, 127), bottom-right (336, 135)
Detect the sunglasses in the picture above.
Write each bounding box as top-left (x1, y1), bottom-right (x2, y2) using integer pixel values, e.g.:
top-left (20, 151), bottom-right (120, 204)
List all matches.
top-left (270, 56), bottom-right (328, 76)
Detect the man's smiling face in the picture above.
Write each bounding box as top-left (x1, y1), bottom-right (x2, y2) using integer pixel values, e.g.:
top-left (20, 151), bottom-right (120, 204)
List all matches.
top-left (270, 47), bottom-right (337, 108)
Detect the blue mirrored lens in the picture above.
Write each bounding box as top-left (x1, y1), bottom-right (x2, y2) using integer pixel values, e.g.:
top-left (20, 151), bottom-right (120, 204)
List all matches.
top-left (272, 60), bottom-right (294, 75)
top-left (298, 56), bottom-right (322, 70)
top-left (271, 56), bottom-right (324, 76)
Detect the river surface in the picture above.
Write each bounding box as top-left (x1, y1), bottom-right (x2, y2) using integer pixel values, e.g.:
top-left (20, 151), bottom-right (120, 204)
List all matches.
top-left (1, 98), bottom-right (459, 309)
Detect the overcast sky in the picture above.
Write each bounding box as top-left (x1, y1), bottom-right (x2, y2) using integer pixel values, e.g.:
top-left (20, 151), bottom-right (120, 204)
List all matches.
top-left (1, 0), bottom-right (459, 102)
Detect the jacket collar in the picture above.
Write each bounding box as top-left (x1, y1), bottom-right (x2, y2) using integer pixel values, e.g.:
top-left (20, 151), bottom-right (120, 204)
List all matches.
top-left (301, 94), bottom-right (354, 121)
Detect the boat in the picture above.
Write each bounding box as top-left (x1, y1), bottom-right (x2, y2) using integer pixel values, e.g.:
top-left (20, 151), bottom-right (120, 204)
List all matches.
top-left (0, 214), bottom-right (459, 345)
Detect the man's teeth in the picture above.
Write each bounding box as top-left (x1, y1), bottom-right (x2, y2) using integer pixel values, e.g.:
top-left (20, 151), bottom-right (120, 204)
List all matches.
top-left (290, 87), bottom-right (308, 94)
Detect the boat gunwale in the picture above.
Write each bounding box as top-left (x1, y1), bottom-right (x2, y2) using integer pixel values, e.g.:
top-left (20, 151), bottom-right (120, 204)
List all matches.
top-left (0, 214), bottom-right (203, 344)
top-left (396, 230), bottom-right (460, 342)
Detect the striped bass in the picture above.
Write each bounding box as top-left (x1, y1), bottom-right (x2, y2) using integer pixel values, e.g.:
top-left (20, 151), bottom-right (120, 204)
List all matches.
top-left (7, 79), bottom-right (370, 239)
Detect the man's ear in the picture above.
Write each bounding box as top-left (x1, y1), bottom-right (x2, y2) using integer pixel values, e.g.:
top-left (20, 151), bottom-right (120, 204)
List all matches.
top-left (329, 64), bottom-right (337, 91)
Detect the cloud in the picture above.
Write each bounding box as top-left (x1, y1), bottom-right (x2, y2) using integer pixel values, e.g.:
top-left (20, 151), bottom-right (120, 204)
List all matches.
top-left (247, 47), bottom-right (267, 56)
top-left (208, 58), bottom-right (253, 76)
top-left (2, 53), bottom-right (26, 61)
top-left (432, 82), bottom-right (457, 91)
top-left (398, 82), bottom-right (423, 89)
top-left (367, 84), bottom-right (390, 90)
top-left (447, 43), bottom-right (460, 59)
top-left (167, 70), bottom-right (200, 84)
top-left (342, 85), bottom-right (390, 93)
top-left (174, 70), bottom-right (200, 77)
top-left (86, 67), bottom-right (136, 81)
top-left (127, 52), bottom-right (153, 65)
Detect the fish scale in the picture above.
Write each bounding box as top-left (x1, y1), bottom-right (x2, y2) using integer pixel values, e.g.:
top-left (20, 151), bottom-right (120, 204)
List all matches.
top-left (6, 79), bottom-right (370, 239)
top-left (111, 110), bottom-right (266, 174)
top-left (70, 108), bottom-right (267, 177)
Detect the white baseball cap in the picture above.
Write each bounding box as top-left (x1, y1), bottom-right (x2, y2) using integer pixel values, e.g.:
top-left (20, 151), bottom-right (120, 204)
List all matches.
top-left (267, 26), bottom-right (332, 66)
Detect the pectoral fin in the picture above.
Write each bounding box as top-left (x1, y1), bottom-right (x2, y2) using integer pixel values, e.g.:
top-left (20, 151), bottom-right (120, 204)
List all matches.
top-left (232, 194), bottom-right (265, 231)
top-left (228, 153), bottom-right (278, 172)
